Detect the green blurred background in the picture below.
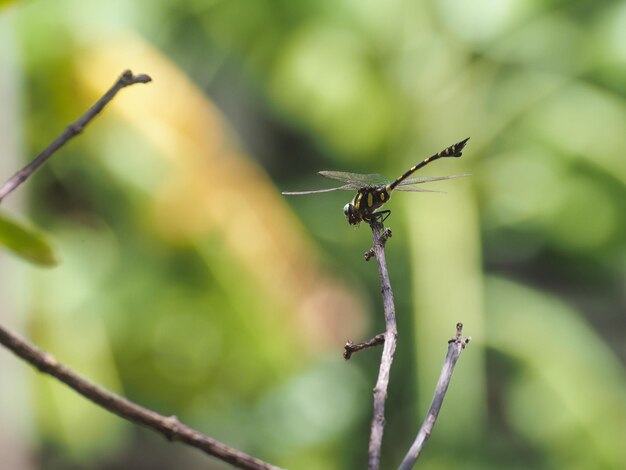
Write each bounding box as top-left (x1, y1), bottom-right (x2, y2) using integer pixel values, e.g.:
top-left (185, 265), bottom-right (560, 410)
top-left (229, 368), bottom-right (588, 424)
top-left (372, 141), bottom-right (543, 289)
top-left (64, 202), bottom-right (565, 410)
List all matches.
top-left (1, 0), bottom-right (625, 469)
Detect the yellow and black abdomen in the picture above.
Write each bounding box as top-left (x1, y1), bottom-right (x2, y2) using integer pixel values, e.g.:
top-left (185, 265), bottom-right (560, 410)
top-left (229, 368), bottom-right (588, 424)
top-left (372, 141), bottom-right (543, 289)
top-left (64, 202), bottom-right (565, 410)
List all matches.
top-left (387, 137), bottom-right (469, 192)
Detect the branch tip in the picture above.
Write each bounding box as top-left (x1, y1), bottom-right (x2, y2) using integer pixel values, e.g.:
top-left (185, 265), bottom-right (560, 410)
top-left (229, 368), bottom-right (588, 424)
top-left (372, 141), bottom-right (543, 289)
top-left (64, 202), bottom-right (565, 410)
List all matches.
top-left (0, 69), bottom-right (153, 203)
top-left (120, 70), bottom-right (152, 85)
top-left (448, 323), bottom-right (470, 347)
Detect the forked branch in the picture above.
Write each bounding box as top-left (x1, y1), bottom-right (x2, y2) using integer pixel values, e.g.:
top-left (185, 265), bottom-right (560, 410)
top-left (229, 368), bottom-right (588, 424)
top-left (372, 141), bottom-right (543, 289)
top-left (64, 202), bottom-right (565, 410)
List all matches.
top-left (359, 220), bottom-right (470, 469)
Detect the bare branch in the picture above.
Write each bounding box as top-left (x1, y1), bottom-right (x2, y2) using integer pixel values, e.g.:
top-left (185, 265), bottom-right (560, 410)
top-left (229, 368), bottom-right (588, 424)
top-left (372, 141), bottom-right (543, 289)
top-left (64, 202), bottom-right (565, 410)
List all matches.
top-left (398, 323), bottom-right (471, 470)
top-left (0, 70), bottom-right (152, 203)
top-left (366, 221), bottom-right (398, 470)
top-left (0, 69), bottom-right (282, 469)
top-left (0, 324), bottom-right (282, 470)
top-left (343, 333), bottom-right (385, 360)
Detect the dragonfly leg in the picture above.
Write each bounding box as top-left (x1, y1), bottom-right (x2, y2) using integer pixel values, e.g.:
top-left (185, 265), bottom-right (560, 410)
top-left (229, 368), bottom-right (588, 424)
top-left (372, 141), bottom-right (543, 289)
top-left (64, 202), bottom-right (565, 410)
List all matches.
top-left (370, 210), bottom-right (391, 224)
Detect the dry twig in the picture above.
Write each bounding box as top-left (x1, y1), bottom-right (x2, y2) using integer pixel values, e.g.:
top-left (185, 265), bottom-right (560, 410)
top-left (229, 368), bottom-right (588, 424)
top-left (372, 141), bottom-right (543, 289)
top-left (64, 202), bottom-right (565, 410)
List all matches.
top-left (398, 323), bottom-right (471, 470)
top-left (343, 333), bottom-right (385, 360)
top-left (0, 325), bottom-right (281, 470)
top-left (0, 70), bottom-right (282, 470)
top-left (366, 220), bottom-right (398, 470)
top-left (0, 70), bottom-right (151, 203)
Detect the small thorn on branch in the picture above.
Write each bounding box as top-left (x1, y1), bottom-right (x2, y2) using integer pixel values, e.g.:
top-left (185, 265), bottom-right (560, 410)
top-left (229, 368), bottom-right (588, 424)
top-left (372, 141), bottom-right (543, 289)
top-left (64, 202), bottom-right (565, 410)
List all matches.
top-left (343, 333), bottom-right (385, 360)
top-left (364, 227), bottom-right (392, 261)
top-left (380, 228), bottom-right (392, 248)
top-left (164, 415), bottom-right (182, 441)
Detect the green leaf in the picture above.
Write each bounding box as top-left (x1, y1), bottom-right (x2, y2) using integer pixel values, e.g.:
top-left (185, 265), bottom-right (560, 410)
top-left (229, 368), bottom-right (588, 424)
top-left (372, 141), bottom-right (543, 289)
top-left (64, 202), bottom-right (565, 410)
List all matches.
top-left (0, 211), bottom-right (57, 266)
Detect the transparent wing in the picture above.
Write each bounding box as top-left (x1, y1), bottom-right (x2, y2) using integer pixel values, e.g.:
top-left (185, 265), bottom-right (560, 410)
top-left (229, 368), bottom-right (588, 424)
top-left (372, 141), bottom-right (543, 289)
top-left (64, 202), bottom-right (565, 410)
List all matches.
top-left (394, 187), bottom-right (445, 193)
top-left (282, 183), bottom-right (355, 196)
top-left (395, 173), bottom-right (471, 189)
top-left (283, 172), bottom-right (471, 195)
top-left (318, 171), bottom-right (391, 186)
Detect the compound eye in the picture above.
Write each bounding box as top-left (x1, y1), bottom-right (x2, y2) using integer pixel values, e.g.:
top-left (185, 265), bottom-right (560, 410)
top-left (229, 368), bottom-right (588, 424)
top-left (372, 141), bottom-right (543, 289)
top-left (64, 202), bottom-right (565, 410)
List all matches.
top-left (343, 203), bottom-right (351, 216)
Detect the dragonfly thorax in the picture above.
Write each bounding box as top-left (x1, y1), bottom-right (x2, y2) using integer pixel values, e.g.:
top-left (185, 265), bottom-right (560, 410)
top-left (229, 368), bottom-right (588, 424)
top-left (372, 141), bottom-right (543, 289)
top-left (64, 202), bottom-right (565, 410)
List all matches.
top-left (344, 187), bottom-right (391, 225)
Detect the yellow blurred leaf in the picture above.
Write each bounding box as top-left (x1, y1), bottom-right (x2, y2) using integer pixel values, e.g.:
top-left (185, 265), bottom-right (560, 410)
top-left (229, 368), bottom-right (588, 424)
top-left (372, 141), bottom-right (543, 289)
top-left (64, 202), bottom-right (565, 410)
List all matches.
top-left (73, 34), bottom-right (367, 349)
top-left (0, 0), bottom-right (17, 10)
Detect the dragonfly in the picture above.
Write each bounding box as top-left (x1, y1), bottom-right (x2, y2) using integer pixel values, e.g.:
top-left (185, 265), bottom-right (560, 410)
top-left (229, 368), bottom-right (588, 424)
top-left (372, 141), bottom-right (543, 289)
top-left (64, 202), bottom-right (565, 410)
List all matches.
top-left (282, 137), bottom-right (470, 226)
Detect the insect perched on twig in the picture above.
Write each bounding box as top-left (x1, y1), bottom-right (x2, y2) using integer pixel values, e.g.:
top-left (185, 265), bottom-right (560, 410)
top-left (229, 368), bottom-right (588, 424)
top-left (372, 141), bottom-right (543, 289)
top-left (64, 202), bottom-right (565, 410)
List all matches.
top-left (282, 138), bottom-right (470, 225)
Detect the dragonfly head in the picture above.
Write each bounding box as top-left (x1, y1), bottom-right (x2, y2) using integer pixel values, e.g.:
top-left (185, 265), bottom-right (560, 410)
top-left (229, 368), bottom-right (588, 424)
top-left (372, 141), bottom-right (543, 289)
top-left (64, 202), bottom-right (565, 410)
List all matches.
top-left (344, 203), bottom-right (362, 225)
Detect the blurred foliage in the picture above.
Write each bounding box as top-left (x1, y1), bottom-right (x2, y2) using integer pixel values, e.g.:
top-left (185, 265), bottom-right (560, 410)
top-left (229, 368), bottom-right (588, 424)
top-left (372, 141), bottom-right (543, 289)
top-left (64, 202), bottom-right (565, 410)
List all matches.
top-left (0, 211), bottom-right (56, 265)
top-left (0, 0), bottom-right (625, 469)
top-left (0, 0), bottom-right (15, 10)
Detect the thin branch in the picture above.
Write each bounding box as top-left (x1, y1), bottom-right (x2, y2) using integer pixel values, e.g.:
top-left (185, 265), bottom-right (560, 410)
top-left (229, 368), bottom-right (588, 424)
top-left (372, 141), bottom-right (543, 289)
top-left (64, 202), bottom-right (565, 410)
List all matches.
top-left (343, 333), bottom-right (385, 360)
top-left (398, 323), bottom-right (471, 470)
top-left (0, 70), bottom-right (152, 203)
top-left (0, 69), bottom-right (281, 470)
top-left (366, 221), bottom-right (398, 470)
top-left (0, 324), bottom-right (282, 470)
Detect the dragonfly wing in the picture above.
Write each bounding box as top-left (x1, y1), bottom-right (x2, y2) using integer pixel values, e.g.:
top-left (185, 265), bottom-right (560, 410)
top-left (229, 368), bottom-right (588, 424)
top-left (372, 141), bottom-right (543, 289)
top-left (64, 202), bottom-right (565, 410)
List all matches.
top-left (284, 172), bottom-right (469, 195)
top-left (318, 171), bottom-right (390, 186)
top-left (282, 183), bottom-right (355, 195)
top-left (398, 173), bottom-right (471, 186)
top-left (394, 187), bottom-right (445, 193)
